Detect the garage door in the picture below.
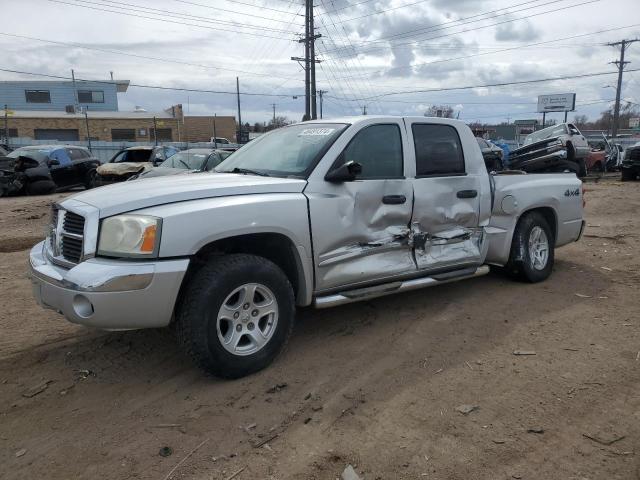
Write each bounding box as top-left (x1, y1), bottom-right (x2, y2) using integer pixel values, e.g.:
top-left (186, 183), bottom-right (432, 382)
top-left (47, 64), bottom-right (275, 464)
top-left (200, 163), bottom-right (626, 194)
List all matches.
top-left (34, 129), bottom-right (80, 141)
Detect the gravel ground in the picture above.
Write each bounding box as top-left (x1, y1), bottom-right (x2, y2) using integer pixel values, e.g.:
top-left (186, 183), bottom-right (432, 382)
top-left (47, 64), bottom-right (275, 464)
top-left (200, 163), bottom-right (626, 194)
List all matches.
top-left (0, 177), bottom-right (638, 480)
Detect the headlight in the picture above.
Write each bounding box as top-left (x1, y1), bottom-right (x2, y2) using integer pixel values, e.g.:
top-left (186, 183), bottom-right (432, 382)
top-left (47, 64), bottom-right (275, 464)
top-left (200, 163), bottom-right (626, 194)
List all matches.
top-left (98, 214), bottom-right (161, 257)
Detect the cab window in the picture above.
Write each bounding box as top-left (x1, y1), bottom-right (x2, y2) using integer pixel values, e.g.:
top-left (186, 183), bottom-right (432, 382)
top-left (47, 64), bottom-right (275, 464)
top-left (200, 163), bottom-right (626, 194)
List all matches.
top-left (340, 124), bottom-right (403, 179)
top-left (412, 124), bottom-right (465, 177)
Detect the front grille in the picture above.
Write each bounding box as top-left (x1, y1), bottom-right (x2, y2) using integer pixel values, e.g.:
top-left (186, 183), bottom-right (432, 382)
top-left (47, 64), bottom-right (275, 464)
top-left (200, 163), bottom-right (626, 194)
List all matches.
top-left (61, 235), bottom-right (83, 263)
top-left (629, 149), bottom-right (640, 161)
top-left (48, 206), bottom-right (86, 266)
top-left (63, 211), bottom-right (85, 235)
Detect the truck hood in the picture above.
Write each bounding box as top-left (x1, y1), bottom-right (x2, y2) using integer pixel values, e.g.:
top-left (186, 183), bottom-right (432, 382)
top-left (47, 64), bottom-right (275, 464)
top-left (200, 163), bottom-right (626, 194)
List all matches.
top-left (96, 162), bottom-right (152, 176)
top-left (65, 173), bottom-right (307, 217)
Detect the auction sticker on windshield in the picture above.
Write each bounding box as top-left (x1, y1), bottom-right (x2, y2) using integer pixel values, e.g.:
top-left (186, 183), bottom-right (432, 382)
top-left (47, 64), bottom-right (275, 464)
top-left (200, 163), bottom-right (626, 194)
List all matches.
top-left (298, 128), bottom-right (335, 136)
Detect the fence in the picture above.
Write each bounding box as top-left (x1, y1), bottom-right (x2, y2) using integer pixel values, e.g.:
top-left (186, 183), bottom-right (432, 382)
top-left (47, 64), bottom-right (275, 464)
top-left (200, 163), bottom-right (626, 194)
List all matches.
top-left (4, 138), bottom-right (242, 163)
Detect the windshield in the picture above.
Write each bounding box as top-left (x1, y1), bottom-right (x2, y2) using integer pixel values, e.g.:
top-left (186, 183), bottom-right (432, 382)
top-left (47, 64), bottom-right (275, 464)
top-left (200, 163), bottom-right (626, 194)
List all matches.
top-left (524, 124), bottom-right (567, 145)
top-left (159, 150), bottom-right (210, 170)
top-left (215, 123), bottom-right (348, 177)
top-left (7, 147), bottom-right (51, 163)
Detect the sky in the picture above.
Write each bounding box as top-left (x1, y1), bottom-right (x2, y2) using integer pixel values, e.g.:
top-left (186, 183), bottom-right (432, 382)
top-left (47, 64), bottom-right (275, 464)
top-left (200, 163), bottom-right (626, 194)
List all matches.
top-left (1, 0), bottom-right (639, 125)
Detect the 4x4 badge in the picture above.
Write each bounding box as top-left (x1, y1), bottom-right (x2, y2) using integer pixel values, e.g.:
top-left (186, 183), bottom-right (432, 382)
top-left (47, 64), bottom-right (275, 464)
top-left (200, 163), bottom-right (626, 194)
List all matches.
top-left (564, 188), bottom-right (580, 197)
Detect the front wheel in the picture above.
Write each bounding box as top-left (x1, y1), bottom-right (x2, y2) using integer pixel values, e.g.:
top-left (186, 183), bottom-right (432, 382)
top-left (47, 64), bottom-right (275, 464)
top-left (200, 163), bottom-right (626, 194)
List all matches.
top-left (176, 254), bottom-right (295, 378)
top-left (506, 212), bottom-right (554, 283)
top-left (84, 169), bottom-right (97, 189)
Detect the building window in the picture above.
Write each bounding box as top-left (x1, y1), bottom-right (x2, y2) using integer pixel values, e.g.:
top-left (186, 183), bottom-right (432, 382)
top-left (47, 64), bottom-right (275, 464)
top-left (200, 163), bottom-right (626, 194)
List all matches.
top-left (1, 128), bottom-right (18, 138)
top-left (111, 129), bottom-right (136, 141)
top-left (78, 90), bottom-right (105, 103)
top-left (25, 90), bottom-right (51, 103)
top-left (150, 128), bottom-right (173, 142)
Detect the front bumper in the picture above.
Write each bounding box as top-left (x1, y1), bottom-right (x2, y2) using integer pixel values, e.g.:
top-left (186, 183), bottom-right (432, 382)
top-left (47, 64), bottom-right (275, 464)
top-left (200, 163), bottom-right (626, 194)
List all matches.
top-left (29, 241), bottom-right (189, 330)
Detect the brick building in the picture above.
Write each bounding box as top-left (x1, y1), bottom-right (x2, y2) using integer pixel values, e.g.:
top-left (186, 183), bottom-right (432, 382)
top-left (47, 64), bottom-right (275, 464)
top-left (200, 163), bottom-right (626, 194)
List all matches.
top-left (2, 105), bottom-right (236, 143)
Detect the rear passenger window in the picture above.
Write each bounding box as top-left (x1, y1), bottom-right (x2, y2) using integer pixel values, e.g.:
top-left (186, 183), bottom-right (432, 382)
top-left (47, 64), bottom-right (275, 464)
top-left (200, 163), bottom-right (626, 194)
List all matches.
top-left (412, 124), bottom-right (465, 177)
top-left (342, 124), bottom-right (403, 179)
top-left (67, 148), bottom-right (90, 160)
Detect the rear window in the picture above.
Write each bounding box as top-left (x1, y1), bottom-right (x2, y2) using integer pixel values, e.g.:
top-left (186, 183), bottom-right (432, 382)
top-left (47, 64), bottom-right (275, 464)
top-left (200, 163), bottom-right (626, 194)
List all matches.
top-left (412, 124), bottom-right (465, 177)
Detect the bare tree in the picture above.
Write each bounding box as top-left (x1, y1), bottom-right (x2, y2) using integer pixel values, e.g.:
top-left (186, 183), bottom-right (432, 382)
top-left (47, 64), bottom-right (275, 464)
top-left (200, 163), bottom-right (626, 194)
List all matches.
top-left (425, 105), bottom-right (454, 118)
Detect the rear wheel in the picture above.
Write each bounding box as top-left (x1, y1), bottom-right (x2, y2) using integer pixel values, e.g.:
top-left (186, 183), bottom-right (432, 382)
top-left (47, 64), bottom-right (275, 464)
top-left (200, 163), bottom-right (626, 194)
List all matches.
top-left (26, 180), bottom-right (56, 195)
top-left (621, 168), bottom-right (635, 181)
top-left (84, 169), bottom-right (97, 189)
top-left (506, 212), bottom-right (554, 283)
top-left (176, 254), bottom-right (295, 378)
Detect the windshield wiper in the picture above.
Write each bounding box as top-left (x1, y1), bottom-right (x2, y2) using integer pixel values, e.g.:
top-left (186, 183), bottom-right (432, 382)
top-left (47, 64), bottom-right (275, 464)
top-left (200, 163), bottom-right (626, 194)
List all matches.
top-left (225, 167), bottom-right (270, 177)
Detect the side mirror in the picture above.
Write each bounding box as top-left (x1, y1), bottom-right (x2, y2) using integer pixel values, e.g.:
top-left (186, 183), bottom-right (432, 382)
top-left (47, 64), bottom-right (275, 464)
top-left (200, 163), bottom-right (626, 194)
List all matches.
top-left (325, 160), bottom-right (362, 182)
top-left (48, 159), bottom-right (60, 166)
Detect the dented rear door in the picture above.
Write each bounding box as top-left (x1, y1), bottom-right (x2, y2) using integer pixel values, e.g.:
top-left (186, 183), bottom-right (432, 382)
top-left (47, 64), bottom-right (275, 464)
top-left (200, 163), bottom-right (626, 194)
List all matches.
top-left (305, 119), bottom-right (416, 292)
top-left (406, 121), bottom-right (483, 272)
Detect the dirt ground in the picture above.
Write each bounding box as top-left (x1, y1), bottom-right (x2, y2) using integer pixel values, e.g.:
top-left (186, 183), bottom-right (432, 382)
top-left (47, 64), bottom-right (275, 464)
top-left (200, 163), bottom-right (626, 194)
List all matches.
top-left (0, 177), bottom-right (638, 480)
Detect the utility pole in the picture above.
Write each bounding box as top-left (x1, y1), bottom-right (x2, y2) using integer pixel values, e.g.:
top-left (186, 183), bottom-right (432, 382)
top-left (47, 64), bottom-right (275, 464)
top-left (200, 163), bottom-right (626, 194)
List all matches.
top-left (236, 77), bottom-right (243, 144)
top-left (71, 69), bottom-right (79, 112)
top-left (212, 113), bottom-right (218, 147)
top-left (152, 116), bottom-right (158, 146)
top-left (318, 90), bottom-right (327, 119)
top-left (3, 105), bottom-right (8, 147)
top-left (292, 0), bottom-right (321, 120)
top-left (84, 106), bottom-right (92, 152)
top-left (271, 103), bottom-right (276, 128)
top-left (362, 105), bottom-right (367, 115)
top-left (608, 39), bottom-right (638, 138)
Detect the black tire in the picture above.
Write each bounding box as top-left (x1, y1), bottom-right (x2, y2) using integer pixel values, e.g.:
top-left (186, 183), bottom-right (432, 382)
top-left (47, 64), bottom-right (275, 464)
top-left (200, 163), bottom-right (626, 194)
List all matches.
top-left (505, 212), bottom-right (555, 283)
top-left (621, 168), bottom-right (635, 181)
top-left (176, 254), bottom-right (295, 379)
top-left (85, 169), bottom-right (97, 189)
top-left (26, 180), bottom-right (56, 195)
top-left (576, 158), bottom-right (587, 178)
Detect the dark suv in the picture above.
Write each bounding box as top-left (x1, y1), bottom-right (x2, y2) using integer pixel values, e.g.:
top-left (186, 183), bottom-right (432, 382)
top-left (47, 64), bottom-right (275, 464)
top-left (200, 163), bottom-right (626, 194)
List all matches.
top-left (2, 145), bottom-right (100, 195)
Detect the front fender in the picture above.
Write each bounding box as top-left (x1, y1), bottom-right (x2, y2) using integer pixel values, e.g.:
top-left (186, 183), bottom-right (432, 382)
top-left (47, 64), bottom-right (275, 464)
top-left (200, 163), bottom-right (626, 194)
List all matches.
top-left (135, 193), bottom-right (314, 305)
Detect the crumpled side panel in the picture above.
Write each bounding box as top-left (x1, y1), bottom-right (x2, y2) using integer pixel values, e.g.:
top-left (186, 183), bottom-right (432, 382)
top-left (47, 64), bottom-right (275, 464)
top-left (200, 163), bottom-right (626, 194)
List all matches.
top-left (96, 162), bottom-right (152, 176)
top-left (309, 179), bottom-right (415, 291)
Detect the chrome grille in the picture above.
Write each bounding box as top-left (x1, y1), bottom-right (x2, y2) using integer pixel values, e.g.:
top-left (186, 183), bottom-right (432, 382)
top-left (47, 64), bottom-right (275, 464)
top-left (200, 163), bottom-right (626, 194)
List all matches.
top-left (48, 206), bottom-right (86, 266)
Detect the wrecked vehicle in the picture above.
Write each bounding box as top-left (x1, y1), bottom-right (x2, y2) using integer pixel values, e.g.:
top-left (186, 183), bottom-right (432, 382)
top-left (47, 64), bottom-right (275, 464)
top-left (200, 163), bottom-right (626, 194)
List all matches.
top-left (476, 137), bottom-right (504, 171)
top-left (0, 155), bottom-right (56, 196)
top-left (509, 123), bottom-right (589, 177)
top-left (7, 145), bottom-right (100, 195)
top-left (134, 148), bottom-right (233, 180)
top-left (29, 117), bottom-right (584, 378)
top-left (94, 145), bottom-right (179, 186)
top-left (621, 142), bottom-right (640, 181)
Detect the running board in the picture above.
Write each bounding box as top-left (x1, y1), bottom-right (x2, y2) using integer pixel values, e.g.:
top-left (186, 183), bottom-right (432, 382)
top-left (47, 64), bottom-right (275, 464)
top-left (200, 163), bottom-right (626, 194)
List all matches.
top-left (314, 265), bottom-right (490, 309)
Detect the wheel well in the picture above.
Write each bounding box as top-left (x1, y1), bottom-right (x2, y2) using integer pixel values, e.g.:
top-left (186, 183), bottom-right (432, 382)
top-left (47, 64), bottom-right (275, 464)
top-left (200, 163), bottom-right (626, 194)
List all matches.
top-left (184, 233), bottom-right (302, 302)
top-left (519, 207), bottom-right (557, 243)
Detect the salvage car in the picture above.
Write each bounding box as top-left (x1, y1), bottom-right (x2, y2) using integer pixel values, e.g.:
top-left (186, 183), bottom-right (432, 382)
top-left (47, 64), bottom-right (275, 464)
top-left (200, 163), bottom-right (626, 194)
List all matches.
top-left (94, 145), bottom-right (179, 186)
top-left (509, 123), bottom-right (589, 177)
top-left (621, 142), bottom-right (640, 181)
top-left (3, 145), bottom-right (100, 194)
top-left (476, 137), bottom-right (504, 171)
top-left (135, 148), bottom-right (233, 180)
top-left (29, 116), bottom-right (584, 378)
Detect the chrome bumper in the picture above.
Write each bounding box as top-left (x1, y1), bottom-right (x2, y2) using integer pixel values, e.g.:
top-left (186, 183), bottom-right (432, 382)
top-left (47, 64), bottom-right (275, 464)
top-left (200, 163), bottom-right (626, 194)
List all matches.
top-left (29, 241), bottom-right (189, 330)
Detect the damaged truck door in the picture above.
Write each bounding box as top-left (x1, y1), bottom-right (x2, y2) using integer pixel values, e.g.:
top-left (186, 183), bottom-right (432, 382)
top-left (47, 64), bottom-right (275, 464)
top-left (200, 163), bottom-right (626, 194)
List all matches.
top-left (305, 119), bottom-right (416, 291)
top-left (407, 121), bottom-right (489, 271)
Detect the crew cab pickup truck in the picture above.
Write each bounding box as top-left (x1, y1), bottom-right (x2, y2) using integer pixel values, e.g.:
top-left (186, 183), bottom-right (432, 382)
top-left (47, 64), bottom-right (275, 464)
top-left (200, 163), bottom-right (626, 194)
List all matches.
top-left (29, 117), bottom-right (585, 378)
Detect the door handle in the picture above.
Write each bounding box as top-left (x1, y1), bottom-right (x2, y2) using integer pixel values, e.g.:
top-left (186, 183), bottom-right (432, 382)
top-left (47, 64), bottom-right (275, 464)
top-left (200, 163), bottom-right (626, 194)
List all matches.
top-left (457, 190), bottom-right (478, 199)
top-left (382, 195), bottom-right (406, 205)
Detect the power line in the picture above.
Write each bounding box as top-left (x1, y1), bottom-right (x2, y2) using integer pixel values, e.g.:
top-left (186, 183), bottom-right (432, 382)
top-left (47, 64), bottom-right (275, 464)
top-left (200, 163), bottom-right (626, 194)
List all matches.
top-left (326, 23), bottom-right (640, 82)
top-left (0, 32), bottom-right (305, 83)
top-left (326, 68), bottom-right (640, 102)
top-left (0, 67), bottom-right (304, 98)
top-left (608, 38), bottom-right (639, 137)
top-left (47, 0), bottom-right (301, 41)
top-left (169, 0), bottom-right (304, 24)
top-left (322, 0), bottom-right (600, 55)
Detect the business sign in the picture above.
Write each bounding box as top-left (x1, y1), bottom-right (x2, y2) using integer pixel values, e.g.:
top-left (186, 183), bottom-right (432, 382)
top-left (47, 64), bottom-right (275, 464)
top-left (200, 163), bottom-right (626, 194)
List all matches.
top-left (537, 93), bottom-right (576, 113)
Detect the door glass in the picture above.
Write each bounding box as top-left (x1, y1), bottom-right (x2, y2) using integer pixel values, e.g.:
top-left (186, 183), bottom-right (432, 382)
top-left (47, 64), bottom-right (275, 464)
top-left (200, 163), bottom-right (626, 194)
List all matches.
top-left (112, 151), bottom-right (128, 163)
top-left (413, 124), bottom-right (465, 177)
top-left (341, 124), bottom-right (403, 179)
top-left (49, 149), bottom-right (72, 166)
top-left (67, 148), bottom-right (90, 160)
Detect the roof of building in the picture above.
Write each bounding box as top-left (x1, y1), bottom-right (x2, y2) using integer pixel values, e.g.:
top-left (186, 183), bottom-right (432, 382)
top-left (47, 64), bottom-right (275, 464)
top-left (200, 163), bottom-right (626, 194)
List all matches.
top-left (6, 109), bottom-right (174, 119)
top-left (0, 79), bottom-right (130, 92)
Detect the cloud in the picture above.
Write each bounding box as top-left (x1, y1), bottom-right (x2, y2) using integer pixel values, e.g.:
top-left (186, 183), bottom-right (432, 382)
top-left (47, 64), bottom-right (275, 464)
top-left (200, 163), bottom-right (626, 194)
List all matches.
top-left (494, 20), bottom-right (541, 42)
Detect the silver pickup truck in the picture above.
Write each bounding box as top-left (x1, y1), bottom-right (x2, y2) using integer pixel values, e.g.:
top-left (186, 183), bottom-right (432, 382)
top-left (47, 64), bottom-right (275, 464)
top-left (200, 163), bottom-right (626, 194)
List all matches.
top-left (29, 117), bottom-right (585, 378)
